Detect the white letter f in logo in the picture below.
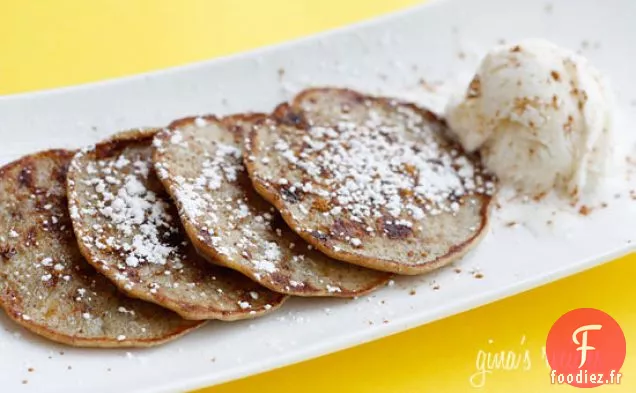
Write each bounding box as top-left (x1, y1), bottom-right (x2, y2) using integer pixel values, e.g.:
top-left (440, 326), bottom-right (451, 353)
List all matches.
top-left (573, 324), bottom-right (602, 368)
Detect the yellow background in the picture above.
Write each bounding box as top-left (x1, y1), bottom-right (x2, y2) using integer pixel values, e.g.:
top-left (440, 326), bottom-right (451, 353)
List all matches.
top-left (1, 1), bottom-right (634, 391)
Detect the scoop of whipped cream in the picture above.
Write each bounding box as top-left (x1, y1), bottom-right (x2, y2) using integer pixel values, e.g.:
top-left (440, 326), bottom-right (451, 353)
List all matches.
top-left (446, 39), bottom-right (613, 199)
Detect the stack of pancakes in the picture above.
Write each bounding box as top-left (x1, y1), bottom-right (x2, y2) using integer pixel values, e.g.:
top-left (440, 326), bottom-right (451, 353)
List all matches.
top-left (0, 88), bottom-right (495, 348)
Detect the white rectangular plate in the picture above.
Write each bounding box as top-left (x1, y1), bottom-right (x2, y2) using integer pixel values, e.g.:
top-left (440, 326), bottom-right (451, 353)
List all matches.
top-left (1, 0), bottom-right (635, 392)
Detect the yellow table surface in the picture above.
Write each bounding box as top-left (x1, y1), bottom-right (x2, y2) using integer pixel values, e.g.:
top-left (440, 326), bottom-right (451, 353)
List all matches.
top-left (2, 1), bottom-right (634, 391)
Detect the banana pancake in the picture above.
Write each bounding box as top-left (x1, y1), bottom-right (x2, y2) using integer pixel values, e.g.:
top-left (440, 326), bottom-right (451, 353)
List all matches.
top-left (244, 88), bottom-right (495, 274)
top-left (0, 150), bottom-right (203, 347)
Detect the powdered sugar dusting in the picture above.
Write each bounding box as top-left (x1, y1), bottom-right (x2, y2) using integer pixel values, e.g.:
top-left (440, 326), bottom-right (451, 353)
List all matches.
top-left (155, 124), bottom-right (286, 277)
top-left (247, 91), bottom-right (494, 263)
top-left (158, 141), bottom-right (242, 222)
top-left (0, 152), bottom-right (201, 345)
top-left (67, 136), bottom-right (282, 318)
top-left (153, 118), bottom-right (390, 295)
top-left (75, 156), bottom-right (178, 267)
top-left (274, 99), bottom-right (492, 221)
